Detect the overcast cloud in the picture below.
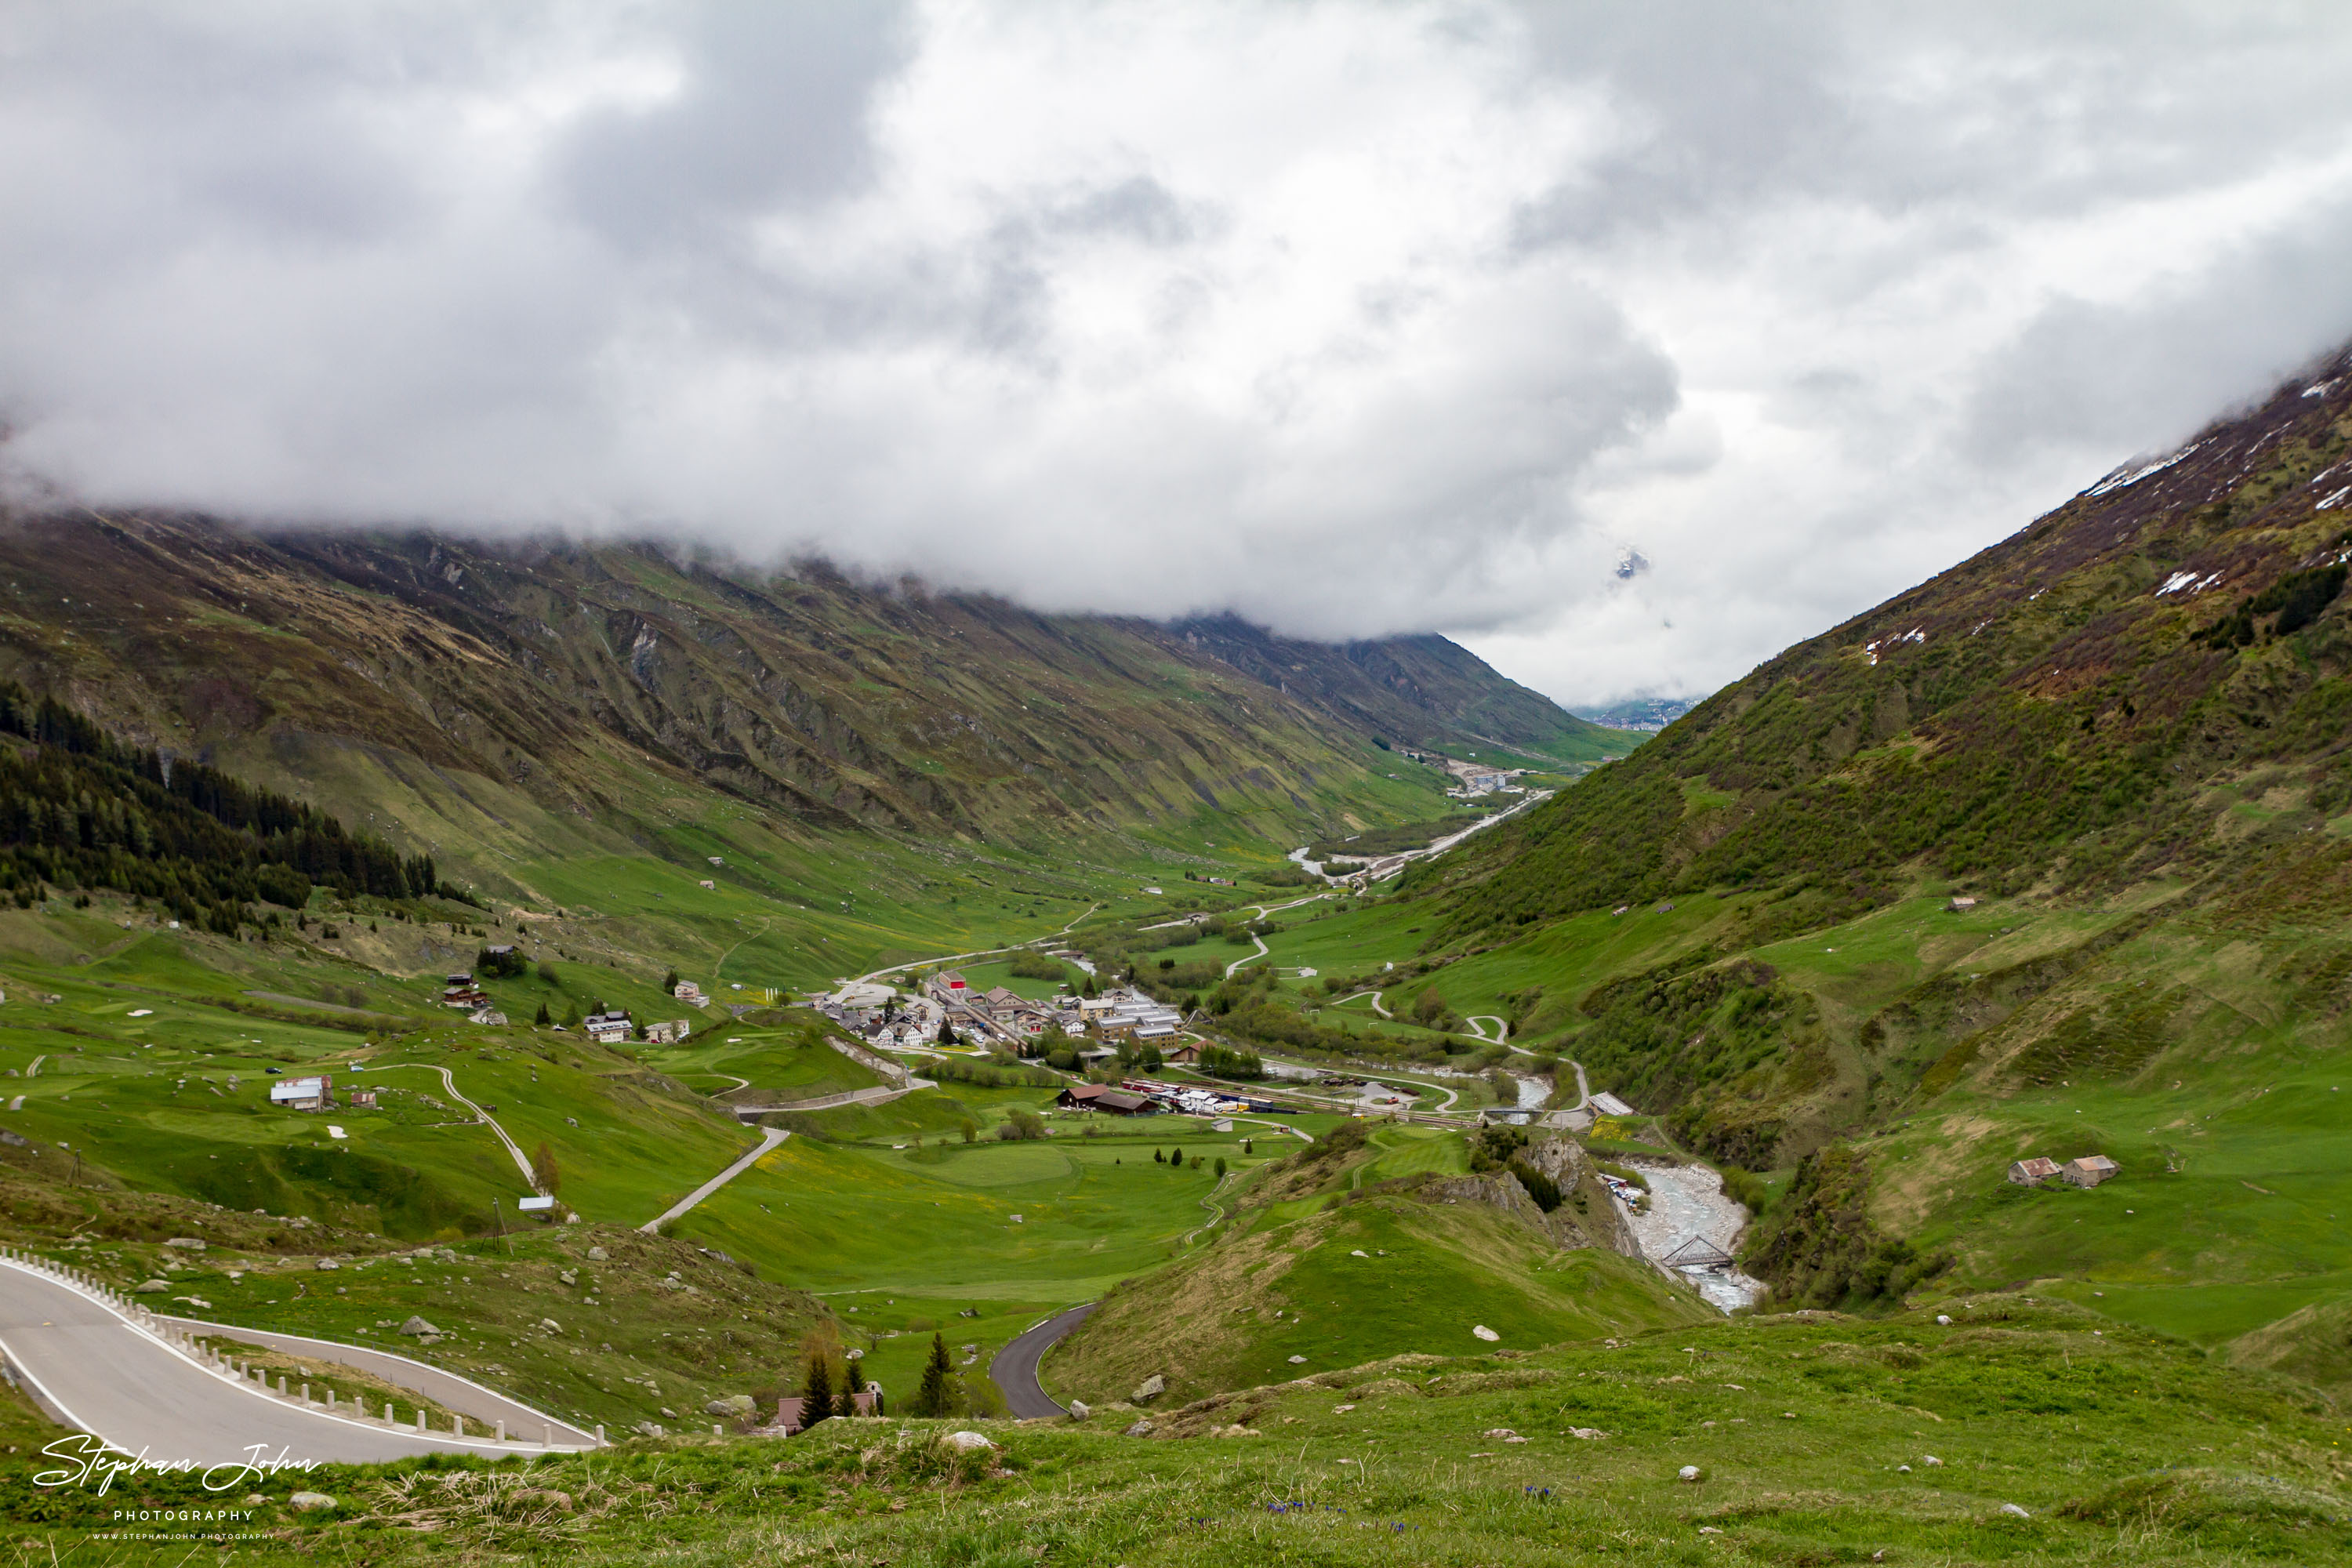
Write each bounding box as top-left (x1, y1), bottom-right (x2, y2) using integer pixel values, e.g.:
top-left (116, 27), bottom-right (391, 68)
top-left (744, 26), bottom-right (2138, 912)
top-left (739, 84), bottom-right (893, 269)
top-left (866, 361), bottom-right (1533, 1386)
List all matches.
top-left (5, 2), bottom-right (2352, 705)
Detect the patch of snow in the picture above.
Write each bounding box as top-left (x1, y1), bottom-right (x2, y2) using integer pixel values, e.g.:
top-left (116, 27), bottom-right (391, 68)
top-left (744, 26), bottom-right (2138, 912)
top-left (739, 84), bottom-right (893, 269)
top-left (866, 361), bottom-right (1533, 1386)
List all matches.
top-left (2085, 441), bottom-right (2200, 498)
top-left (2157, 571), bottom-right (2200, 595)
top-left (2318, 485), bottom-right (2352, 512)
top-left (2305, 379), bottom-right (2340, 398)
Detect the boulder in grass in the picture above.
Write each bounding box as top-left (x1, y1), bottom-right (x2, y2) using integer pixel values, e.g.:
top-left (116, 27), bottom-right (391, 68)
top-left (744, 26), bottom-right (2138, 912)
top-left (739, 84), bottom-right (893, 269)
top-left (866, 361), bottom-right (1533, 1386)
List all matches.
top-left (164, 1238), bottom-right (206, 1251)
top-left (1472, 1325), bottom-right (1500, 1342)
top-left (1123, 1419), bottom-right (1155, 1437)
top-left (1066, 1401), bottom-right (1090, 1421)
top-left (1131, 1374), bottom-right (1165, 1403)
top-left (398, 1316), bottom-right (441, 1338)
top-left (704, 1395), bottom-right (757, 1419)
top-left (1679, 1465), bottom-right (1702, 1483)
top-left (136, 1279), bottom-right (169, 1294)
top-left (943, 1431), bottom-right (994, 1452)
top-left (288, 1492), bottom-right (336, 1512)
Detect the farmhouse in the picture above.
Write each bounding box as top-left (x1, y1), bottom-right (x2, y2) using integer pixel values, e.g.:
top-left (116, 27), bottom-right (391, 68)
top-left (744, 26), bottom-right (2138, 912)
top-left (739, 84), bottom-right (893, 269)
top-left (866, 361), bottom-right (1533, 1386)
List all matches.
top-left (2008, 1157), bottom-right (2062, 1186)
top-left (642, 1018), bottom-right (692, 1044)
top-left (2062, 1155), bottom-right (2120, 1188)
top-left (270, 1076), bottom-right (333, 1112)
top-left (674, 981), bottom-right (707, 1007)
top-left (583, 1011), bottom-right (633, 1045)
top-left (1058, 1082), bottom-right (1153, 1115)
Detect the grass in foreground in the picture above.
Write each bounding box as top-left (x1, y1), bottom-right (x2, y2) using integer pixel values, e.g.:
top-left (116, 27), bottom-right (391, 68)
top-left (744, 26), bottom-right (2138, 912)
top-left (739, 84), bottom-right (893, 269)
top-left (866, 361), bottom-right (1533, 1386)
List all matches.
top-left (24, 1298), bottom-right (2350, 1564)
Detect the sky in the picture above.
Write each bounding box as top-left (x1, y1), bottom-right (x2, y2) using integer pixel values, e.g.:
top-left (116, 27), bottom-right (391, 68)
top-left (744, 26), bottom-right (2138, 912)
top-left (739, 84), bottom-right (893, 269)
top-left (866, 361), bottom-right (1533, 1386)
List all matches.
top-left (5, 3), bottom-right (2352, 706)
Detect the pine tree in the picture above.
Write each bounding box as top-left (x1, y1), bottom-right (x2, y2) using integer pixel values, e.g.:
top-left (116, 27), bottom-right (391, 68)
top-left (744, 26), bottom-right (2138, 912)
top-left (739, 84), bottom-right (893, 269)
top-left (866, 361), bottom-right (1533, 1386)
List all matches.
top-left (1168, 1144), bottom-right (1183, 1170)
top-left (912, 1331), bottom-right (953, 1417)
top-left (1153, 1149), bottom-right (1165, 1163)
top-left (534, 1000), bottom-right (551, 1026)
top-left (662, 968), bottom-right (679, 993)
top-left (801, 1351), bottom-right (835, 1428)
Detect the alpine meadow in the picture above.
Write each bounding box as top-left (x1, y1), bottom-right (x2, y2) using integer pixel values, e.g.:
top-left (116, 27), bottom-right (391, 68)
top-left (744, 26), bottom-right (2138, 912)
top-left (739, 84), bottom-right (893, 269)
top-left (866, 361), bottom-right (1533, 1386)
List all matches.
top-left (5, 6), bottom-right (2352, 1566)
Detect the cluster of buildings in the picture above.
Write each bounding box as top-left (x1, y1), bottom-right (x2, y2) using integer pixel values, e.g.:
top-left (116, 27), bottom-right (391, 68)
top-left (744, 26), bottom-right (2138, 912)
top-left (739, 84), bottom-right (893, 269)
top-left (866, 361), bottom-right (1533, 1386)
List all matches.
top-left (2007, 1154), bottom-right (2120, 1188)
top-left (1057, 1076), bottom-right (1294, 1118)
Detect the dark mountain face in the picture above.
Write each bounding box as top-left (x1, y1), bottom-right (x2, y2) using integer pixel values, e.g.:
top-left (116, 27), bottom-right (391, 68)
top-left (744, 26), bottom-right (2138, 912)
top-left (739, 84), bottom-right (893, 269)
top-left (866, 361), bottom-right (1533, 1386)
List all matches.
top-left (1166, 614), bottom-right (1622, 764)
top-left (1422, 346), bottom-right (2352, 935)
top-left (0, 512), bottom-right (1581, 855)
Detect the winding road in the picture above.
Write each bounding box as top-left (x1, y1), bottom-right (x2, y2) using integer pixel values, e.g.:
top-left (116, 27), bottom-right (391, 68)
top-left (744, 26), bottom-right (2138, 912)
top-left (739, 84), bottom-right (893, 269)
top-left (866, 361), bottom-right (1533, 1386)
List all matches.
top-left (0, 1255), bottom-right (592, 1466)
top-left (988, 1302), bottom-right (1096, 1418)
top-left (370, 1064), bottom-right (535, 1188)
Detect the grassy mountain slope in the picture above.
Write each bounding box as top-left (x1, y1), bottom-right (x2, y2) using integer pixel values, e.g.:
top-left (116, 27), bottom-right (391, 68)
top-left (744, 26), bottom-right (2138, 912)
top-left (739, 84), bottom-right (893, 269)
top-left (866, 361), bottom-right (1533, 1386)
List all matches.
top-left (0, 510), bottom-right (1571, 872)
top-left (38, 1299), bottom-right (2352, 1566)
top-left (1420, 344), bottom-right (2352, 932)
top-left (1249, 348), bottom-right (2352, 1369)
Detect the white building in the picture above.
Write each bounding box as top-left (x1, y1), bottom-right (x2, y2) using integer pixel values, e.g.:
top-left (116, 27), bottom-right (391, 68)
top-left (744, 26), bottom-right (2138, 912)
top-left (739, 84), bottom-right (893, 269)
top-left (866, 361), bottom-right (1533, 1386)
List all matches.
top-left (270, 1076), bottom-right (333, 1111)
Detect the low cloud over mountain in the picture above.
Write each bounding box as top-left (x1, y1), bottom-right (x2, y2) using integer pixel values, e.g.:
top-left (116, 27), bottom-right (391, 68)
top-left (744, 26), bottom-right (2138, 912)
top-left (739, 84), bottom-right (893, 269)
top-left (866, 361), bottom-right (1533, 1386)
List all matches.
top-left (5, 2), bottom-right (2352, 703)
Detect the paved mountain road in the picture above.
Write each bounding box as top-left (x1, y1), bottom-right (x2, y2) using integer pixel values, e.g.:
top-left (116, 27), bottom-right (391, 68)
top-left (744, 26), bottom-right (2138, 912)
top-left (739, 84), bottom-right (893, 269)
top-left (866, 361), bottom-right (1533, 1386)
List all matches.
top-left (989, 1302), bottom-right (1096, 1418)
top-left (151, 1315), bottom-right (597, 1447)
top-left (0, 1261), bottom-right (575, 1466)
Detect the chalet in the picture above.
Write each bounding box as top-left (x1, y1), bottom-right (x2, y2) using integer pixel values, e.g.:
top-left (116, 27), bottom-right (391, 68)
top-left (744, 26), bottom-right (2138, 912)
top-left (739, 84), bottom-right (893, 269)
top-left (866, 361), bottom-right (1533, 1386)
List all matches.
top-left (1163, 1041), bottom-right (1203, 1065)
top-left (583, 1012), bottom-right (633, 1045)
top-left (445, 972), bottom-right (474, 986)
top-left (2062, 1155), bottom-right (2120, 1188)
top-left (674, 981), bottom-right (708, 1007)
top-left (642, 1018), bottom-right (692, 1044)
top-left (348, 1088), bottom-right (378, 1109)
top-left (270, 1076), bottom-right (333, 1112)
top-left (484, 945), bottom-right (515, 960)
top-left (981, 985), bottom-right (1022, 1016)
top-left (771, 1388), bottom-right (880, 1433)
top-left (2007, 1156), bottom-right (2062, 1186)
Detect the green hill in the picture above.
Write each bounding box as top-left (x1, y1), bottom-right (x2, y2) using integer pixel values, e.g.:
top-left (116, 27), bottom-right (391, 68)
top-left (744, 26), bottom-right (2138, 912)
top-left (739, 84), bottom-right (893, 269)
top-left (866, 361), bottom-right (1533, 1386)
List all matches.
top-left (1047, 1120), bottom-right (1705, 1408)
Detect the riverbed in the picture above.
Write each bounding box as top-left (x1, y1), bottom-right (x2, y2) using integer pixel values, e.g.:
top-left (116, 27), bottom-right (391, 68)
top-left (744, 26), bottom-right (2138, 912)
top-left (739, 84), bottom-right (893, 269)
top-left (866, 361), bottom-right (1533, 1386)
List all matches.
top-left (1616, 1159), bottom-right (1767, 1314)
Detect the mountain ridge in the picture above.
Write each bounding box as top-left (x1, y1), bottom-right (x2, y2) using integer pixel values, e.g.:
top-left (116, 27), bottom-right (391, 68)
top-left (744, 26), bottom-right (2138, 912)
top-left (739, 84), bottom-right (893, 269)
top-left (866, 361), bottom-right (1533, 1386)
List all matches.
top-left (0, 510), bottom-right (1596, 893)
